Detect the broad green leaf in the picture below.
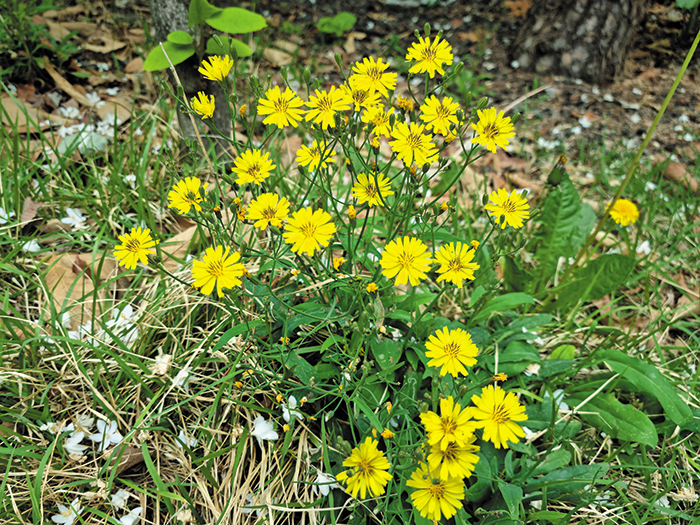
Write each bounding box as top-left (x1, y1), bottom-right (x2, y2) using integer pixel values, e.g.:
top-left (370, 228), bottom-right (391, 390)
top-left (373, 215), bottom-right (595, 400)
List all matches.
top-left (142, 41), bottom-right (195, 71)
top-left (167, 30), bottom-right (193, 45)
top-left (570, 202), bottom-right (596, 252)
top-left (205, 37), bottom-right (253, 58)
top-left (485, 340), bottom-right (540, 376)
top-left (568, 392), bottom-right (657, 446)
top-left (472, 292), bottom-right (535, 322)
top-left (677, 0), bottom-right (700, 8)
top-left (524, 463), bottom-right (609, 496)
top-left (465, 451), bottom-right (494, 503)
top-left (502, 255), bottom-right (530, 293)
top-left (552, 254), bottom-right (635, 311)
top-left (206, 7), bottom-right (267, 34)
top-left (596, 350), bottom-right (692, 426)
top-left (189, 0), bottom-right (222, 27)
top-left (212, 321), bottom-right (266, 351)
top-left (371, 338), bottom-right (402, 369)
top-left (528, 511), bottom-right (569, 523)
top-left (550, 344), bottom-right (575, 360)
top-left (316, 12), bottom-right (357, 37)
top-left (284, 352), bottom-right (316, 384)
top-left (498, 482), bottom-right (523, 520)
top-left (531, 448), bottom-right (571, 476)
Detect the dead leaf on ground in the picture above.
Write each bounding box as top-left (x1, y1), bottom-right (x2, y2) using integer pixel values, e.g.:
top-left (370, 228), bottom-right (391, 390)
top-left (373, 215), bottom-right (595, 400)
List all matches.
top-left (124, 57), bottom-right (143, 73)
top-left (110, 445), bottom-right (145, 476)
top-left (43, 59), bottom-right (93, 107)
top-left (664, 161), bottom-right (698, 192)
top-left (161, 226), bottom-right (199, 273)
top-left (263, 48), bottom-right (293, 67)
top-left (21, 197), bottom-right (40, 224)
top-left (96, 97), bottom-right (132, 124)
top-left (0, 96), bottom-right (55, 133)
top-left (83, 32), bottom-right (127, 54)
top-left (504, 0), bottom-right (532, 18)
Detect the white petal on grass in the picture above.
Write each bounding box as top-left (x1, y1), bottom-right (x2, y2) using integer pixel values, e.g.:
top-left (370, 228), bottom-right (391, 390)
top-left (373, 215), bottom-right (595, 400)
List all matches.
top-left (64, 431), bottom-right (88, 456)
top-left (111, 489), bottom-right (131, 508)
top-left (58, 106), bottom-right (81, 119)
top-left (313, 471), bottom-right (339, 497)
top-left (636, 240), bottom-right (651, 256)
top-left (51, 498), bottom-right (82, 525)
top-left (151, 353), bottom-right (172, 375)
top-left (40, 421), bottom-right (75, 434)
top-left (172, 367), bottom-right (193, 393)
top-left (175, 429), bottom-right (198, 449)
top-left (0, 207), bottom-right (15, 224)
top-left (282, 395), bottom-right (304, 423)
top-left (119, 506), bottom-right (143, 525)
top-left (251, 416), bottom-right (278, 446)
top-left (124, 174), bottom-right (137, 188)
top-left (89, 420), bottom-right (123, 451)
top-left (106, 87), bottom-right (120, 96)
top-left (61, 208), bottom-right (87, 229)
top-left (679, 114), bottom-right (690, 123)
top-left (22, 240), bottom-right (41, 253)
top-left (523, 363), bottom-right (541, 377)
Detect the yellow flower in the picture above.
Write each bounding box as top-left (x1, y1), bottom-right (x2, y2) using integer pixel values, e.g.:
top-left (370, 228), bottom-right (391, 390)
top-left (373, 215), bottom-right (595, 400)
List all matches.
top-left (283, 423), bottom-right (290, 432)
top-left (608, 198), bottom-right (639, 226)
top-left (445, 131), bottom-right (456, 143)
top-left (246, 193), bottom-right (290, 230)
top-left (336, 437), bottom-right (392, 499)
top-left (283, 207), bottom-right (337, 256)
top-left (276, 393), bottom-right (284, 402)
top-left (380, 236), bottom-right (433, 286)
top-left (342, 78), bottom-right (381, 111)
top-left (350, 56), bottom-right (397, 97)
top-left (434, 242), bottom-right (480, 288)
top-left (280, 337), bottom-right (290, 345)
top-left (425, 327), bottom-right (478, 377)
top-left (427, 436), bottom-right (480, 480)
top-left (419, 95), bottom-right (460, 135)
top-left (396, 94), bottom-right (414, 112)
top-left (385, 401), bottom-right (392, 414)
top-left (380, 428), bottom-right (394, 439)
top-left (407, 462), bottom-right (464, 522)
top-left (234, 381), bottom-right (243, 388)
top-left (167, 177), bottom-right (208, 215)
top-left (237, 206), bottom-right (246, 221)
top-left (191, 245), bottom-right (246, 297)
top-left (191, 91), bottom-right (215, 119)
top-left (257, 85), bottom-right (306, 128)
top-left (232, 149), bottom-right (276, 185)
top-left (484, 188), bottom-right (530, 229)
top-left (114, 227), bottom-right (156, 270)
top-left (239, 104), bottom-right (247, 118)
top-left (493, 372), bottom-right (507, 382)
top-left (405, 35), bottom-right (453, 78)
top-left (389, 122), bottom-right (439, 166)
top-left (470, 384), bottom-right (528, 449)
top-left (470, 240), bottom-right (480, 251)
top-left (198, 55), bottom-right (233, 81)
top-left (366, 282), bottom-right (378, 293)
top-left (362, 105), bottom-right (394, 137)
top-left (296, 140), bottom-right (336, 171)
top-left (420, 396), bottom-right (475, 450)
top-left (333, 256), bottom-right (346, 270)
top-left (370, 136), bottom-right (380, 148)
top-left (352, 172), bottom-right (394, 207)
top-left (472, 107), bottom-right (516, 153)
top-left (348, 205), bottom-right (357, 220)
top-left (305, 86), bottom-right (352, 129)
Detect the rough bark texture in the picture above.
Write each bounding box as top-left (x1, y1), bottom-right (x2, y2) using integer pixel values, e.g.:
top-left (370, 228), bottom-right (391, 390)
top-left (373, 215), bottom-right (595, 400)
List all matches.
top-left (148, 0), bottom-right (232, 164)
top-left (511, 0), bottom-right (650, 85)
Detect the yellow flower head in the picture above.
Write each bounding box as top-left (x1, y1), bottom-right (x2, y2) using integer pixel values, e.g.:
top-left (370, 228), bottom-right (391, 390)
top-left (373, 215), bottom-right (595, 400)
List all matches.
top-left (407, 462), bottom-right (464, 522)
top-left (333, 256), bottom-right (346, 271)
top-left (350, 56), bottom-right (397, 98)
top-left (257, 86), bottom-right (306, 128)
top-left (305, 86), bottom-right (352, 129)
top-left (296, 140), bottom-right (336, 171)
top-left (470, 240), bottom-right (480, 251)
top-left (342, 78), bottom-right (382, 111)
top-left (370, 136), bottom-right (380, 148)
top-left (396, 94), bottom-right (414, 112)
top-left (425, 327), bottom-right (479, 377)
top-left (380, 236), bottom-right (433, 286)
top-left (352, 172), bottom-right (394, 207)
top-left (419, 395), bottom-right (475, 450)
top-left (191, 91), bottom-right (215, 119)
top-left (419, 95), bottom-right (460, 135)
top-left (434, 242), bottom-right (480, 288)
top-left (484, 188), bottom-right (530, 229)
top-left (493, 372), bottom-right (507, 382)
top-left (167, 177), bottom-right (208, 215)
top-left (114, 227), bottom-right (156, 270)
top-left (608, 198), bottom-right (639, 226)
top-left (385, 401), bottom-right (393, 414)
top-left (389, 122), bottom-right (439, 166)
top-left (282, 207), bottom-right (337, 256)
top-left (366, 282), bottom-right (378, 293)
top-left (232, 149), bottom-right (276, 185)
top-left (348, 205), bottom-right (357, 220)
top-left (191, 245), bottom-right (246, 297)
top-left (279, 337), bottom-right (290, 345)
top-left (239, 104), bottom-right (247, 119)
top-left (362, 105), bottom-right (394, 138)
top-left (336, 437), bottom-right (392, 499)
top-left (405, 35), bottom-right (454, 78)
top-left (427, 436), bottom-right (480, 481)
top-left (472, 107), bottom-right (516, 153)
top-left (470, 384), bottom-right (528, 449)
top-left (380, 428), bottom-right (394, 439)
top-left (198, 55), bottom-right (233, 82)
top-left (283, 423), bottom-right (290, 432)
top-left (246, 192), bottom-right (290, 230)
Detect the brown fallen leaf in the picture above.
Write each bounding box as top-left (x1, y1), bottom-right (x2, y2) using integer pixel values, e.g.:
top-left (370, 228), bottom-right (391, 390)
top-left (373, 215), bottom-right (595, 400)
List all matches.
top-left (20, 197), bottom-right (40, 224)
top-left (504, 0), bottom-right (532, 18)
top-left (43, 59), bottom-right (93, 107)
top-left (263, 48), bottom-right (293, 67)
top-left (96, 97), bottom-right (132, 125)
top-left (1, 96), bottom-right (56, 133)
top-left (83, 33), bottom-right (127, 54)
top-left (664, 162), bottom-right (698, 192)
top-left (110, 445), bottom-right (145, 476)
top-left (124, 57), bottom-right (144, 73)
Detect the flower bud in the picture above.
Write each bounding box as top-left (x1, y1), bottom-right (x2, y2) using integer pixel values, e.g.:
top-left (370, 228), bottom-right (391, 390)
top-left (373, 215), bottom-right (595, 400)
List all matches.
top-left (464, 91), bottom-right (472, 106)
top-left (511, 112), bottom-right (521, 125)
top-left (418, 401), bottom-right (429, 413)
top-left (414, 29), bottom-right (421, 39)
top-left (303, 69), bottom-right (311, 85)
top-left (454, 62), bottom-right (464, 75)
top-left (334, 53), bottom-right (343, 69)
top-left (424, 23), bottom-right (430, 37)
top-left (477, 96), bottom-right (489, 110)
top-left (482, 193), bottom-right (489, 206)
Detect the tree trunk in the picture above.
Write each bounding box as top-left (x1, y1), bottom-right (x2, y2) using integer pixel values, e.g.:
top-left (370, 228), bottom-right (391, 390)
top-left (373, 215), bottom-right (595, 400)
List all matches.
top-left (148, 0), bottom-right (232, 165)
top-left (511, 0), bottom-right (650, 85)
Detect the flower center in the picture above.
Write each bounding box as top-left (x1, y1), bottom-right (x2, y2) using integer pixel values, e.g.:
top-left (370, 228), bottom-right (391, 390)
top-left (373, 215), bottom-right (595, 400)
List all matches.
top-left (428, 481), bottom-right (446, 499)
top-left (483, 124), bottom-right (499, 139)
top-left (441, 417), bottom-right (457, 436)
top-left (318, 95), bottom-right (334, 113)
top-left (274, 97), bottom-right (290, 114)
top-left (373, 113), bottom-right (388, 126)
top-left (247, 163), bottom-right (262, 180)
top-left (310, 147), bottom-right (321, 160)
top-left (301, 221), bottom-right (317, 238)
top-left (398, 251), bottom-right (415, 269)
top-left (365, 182), bottom-right (377, 198)
top-left (447, 258), bottom-right (464, 273)
top-left (501, 199), bottom-right (517, 213)
top-left (406, 131), bottom-right (422, 150)
top-left (442, 442), bottom-right (458, 461)
top-left (367, 66), bottom-right (382, 81)
top-left (61, 509), bottom-right (73, 517)
top-left (358, 459), bottom-right (374, 476)
top-left (443, 342), bottom-right (461, 359)
top-left (262, 206), bottom-right (277, 219)
top-left (436, 105), bottom-right (451, 120)
top-left (492, 402), bottom-right (511, 424)
top-left (206, 260), bottom-right (225, 278)
top-left (125, 239), bottom-right (142, 253)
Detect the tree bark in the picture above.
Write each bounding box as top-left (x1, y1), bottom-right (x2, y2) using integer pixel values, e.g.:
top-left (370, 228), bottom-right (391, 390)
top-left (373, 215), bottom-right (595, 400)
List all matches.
top-left (511, 0), bottom-right (650, 85)
top-left (148, 0), bottom-right (232, 165)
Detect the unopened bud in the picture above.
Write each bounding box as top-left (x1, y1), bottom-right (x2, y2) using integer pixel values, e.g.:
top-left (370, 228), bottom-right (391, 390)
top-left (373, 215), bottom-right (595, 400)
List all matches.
top-left (482, 194), bottom-right (489, 206)
top-left (511, 112), bottom-right (521, 125)
top-left (477, 96), bottom-right (489, 110)
top-left (418, 401), bottom-right (429, 413)
top-left (424, 23), bottom-right (430, 37)
top-left (334, 53), bottom-right (343, 69)
top-left (464, 91), bottom-right (472, 106)
top-left (280, 67), bottom-right (288, 81)
top-left (303, 69), bottom-right (311, 85)
top-left (414, 29), bottom-right (421, 39)
top-left (389, 113), bottom-right (396, 128)
top-left (454, 62), bottom-right (464, 75)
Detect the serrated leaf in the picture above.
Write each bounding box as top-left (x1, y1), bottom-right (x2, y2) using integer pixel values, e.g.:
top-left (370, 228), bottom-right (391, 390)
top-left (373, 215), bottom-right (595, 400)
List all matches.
top-left (206, 7), bottom-right (267, 34)
top-left (189, 0), bottom-right (222, 27)
top-left (502, 255), bottom-right (530, 293)
top-left (142, 41), bottom-right (195, 71)
top-left (568, 392), bottom-right (657, 446)
top-left (596, 350), bottom-right (692, 426)
top-left (570, 202), bottom-right (596, 252)
top-left (473, 292), bottom-right (535, 322)
top-left (167, 30), bottom-right (193, 45)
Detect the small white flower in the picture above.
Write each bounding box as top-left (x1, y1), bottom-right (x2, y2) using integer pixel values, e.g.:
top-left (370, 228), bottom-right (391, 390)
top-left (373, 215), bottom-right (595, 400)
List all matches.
top-left (151, 353), bottom-right (172, 375)
top-left (111, 489), bottom-right (131, 508)
top-left (175, 429), bottom-right (198, 449)
top-left (58, 106), bottom-right (81, 119)
top-left (282, 396), bottom-right (304, 423)
top-left (104, 305), bottom-right (139, 346)
top-left (172, 367), bottom-right (193, 393)
top-left (313, 471), bottom-right (339, 497)
top-left (571, 125), bottom-right (582, 135)
top-left (124, 174), bottom-right (137, 188)
top-left (119, 506), bottom-right (143, 525)
top-left (7, 83), bottom-right (17, 96)
top-left (636, 240), bottom-right (651, 256)
top-left (22, 240), bottom-right (41, 253)
top-left (578, 115), bottom-right (593, 128)
top-left (521, 426), bottom-right (538, 441)
top-left (75, 414), bottom-right (94, 434)
top-left (64, 431), bottom-right (88, 456)
top-left (51, 498), bottom-right (82, 525)
top-left (89, 419), bottom-right (123, 451)
top-left (242, 493), bottom-right (262, 518)
top-left (0, 207), bottom-right (15, 225)
top-left (679, 114), bottom-right (690, 123)
top-left (645, 181), bottom-right (657, 192)
top-left (40, 421), bottom-right (74, 434)
top-left (86, 92), bottom-right (103, 106)
top-left (544, 389), bottom-right (569, 412)
top-left (629, 113), bottom-right (641, 124)
top-left (251, 416), bottom-right (278, 446)
top-left (530, 499), bottom-right (542, 510)
top-left (106, 87), bottom-right (120, 96)
top-left (61, 208), bottom-right (87, 229)
top-left (523, 363), bottom-right (541, 377)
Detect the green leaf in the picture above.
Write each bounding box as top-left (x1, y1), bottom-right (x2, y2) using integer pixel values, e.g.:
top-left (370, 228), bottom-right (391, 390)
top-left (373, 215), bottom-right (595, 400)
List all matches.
top-left (531, 448), bottom-right (571, 476)
top-left (570, 203), bottom-right (596, 252)
top-left (528, 511), bottom-right (569, 523)
top-left (205, 37), bottom-right (254, 57)
top-left (188, 0), bottom-right (222, 27)
top-left (502, 255), bottom-right (530, 293)
top-left (498, 482), bottom-right (523, 520)
top-left (142, 41), bottom-right (195, 71)
top-left (677, 0), bottom-right (700, 8)
top-left (284, 352), bottom-right (316, 384)
top-left (568, 392), bottom-right (657, 446)
top-left (371, 338), bottom-right (402, 370)
top-left (212, 321), bottom-right (265, 352)
top-left (167, 30), bottom-right (193, 45)
top-left (596, 350), bottom-right (693, 426)
top-left (472, 293), bottom-right (535, 322)
top-left (552, 254), bottom-right (635, 311)
top-left (316, 12), bottom-right (357, 37)
top-left (524, 463), bottom-right (609, 497)
top-left (483, 340), bottom-right (540, 376)
top-left (206, 7), bottom-right (267, 34)
top-left (550, 344), bottom-right (575, 360)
